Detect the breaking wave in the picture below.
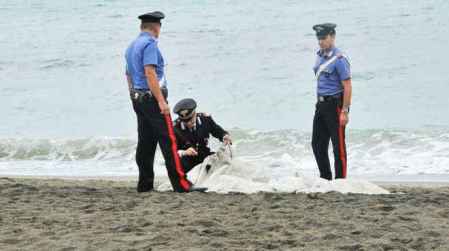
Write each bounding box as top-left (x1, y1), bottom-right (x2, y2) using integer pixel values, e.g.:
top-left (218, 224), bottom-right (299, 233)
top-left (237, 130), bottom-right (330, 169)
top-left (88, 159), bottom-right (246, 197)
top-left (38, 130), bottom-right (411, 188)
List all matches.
top-left (1, 127), bottom-right (449, 177)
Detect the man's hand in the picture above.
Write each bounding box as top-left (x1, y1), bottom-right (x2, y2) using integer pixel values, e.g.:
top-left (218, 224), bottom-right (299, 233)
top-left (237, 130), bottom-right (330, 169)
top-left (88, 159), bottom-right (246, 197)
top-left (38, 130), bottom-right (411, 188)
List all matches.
top-left (184, 147), bottom-right (198, 156)
top-left (158, 101), bottom-right (170, 115)
top-left (339, 112), bottom-right (349, 126)
top-left (223, 134), bottom-right (232, 145)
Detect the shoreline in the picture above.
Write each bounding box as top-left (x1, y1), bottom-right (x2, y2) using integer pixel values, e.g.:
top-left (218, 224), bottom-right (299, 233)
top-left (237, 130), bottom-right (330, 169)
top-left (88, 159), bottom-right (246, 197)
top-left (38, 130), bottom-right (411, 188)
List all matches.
top-left (2, 174), bottom-right (449, 188)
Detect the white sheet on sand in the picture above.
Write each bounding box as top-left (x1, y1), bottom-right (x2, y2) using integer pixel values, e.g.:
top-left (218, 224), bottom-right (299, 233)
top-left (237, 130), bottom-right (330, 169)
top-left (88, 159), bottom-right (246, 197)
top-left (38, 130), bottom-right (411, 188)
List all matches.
top-left (158, 146), bottom-right (389, 194)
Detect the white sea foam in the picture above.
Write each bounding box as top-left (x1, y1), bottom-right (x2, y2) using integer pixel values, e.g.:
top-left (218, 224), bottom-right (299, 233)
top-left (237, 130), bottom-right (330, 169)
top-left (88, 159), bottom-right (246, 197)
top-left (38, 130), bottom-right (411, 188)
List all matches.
top-left (1, 128), bottom-right (448, 187)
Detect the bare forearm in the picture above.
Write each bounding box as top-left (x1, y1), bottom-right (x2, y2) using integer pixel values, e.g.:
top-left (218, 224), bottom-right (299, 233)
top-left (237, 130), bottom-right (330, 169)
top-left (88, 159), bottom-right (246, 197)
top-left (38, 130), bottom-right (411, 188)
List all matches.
top-left (342, 79), bottom-right (352, 109)
top-left (126, 74), bottom-right (133, 91)
top-left (144, 66), bottom-right (165, 103)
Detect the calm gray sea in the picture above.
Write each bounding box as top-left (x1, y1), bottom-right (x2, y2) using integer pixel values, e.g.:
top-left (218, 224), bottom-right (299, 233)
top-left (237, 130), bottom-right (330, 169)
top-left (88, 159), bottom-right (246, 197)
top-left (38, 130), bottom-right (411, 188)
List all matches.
top-left (0, 1), bottom-right (448, 179)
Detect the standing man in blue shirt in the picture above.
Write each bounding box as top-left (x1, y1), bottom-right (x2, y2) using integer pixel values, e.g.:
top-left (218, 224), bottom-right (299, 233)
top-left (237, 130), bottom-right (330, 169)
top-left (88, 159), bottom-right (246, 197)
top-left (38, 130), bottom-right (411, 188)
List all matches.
top-left (311, 23), bottom-right (352, 180)
top-left (125, 11), bottom-right (205, 193)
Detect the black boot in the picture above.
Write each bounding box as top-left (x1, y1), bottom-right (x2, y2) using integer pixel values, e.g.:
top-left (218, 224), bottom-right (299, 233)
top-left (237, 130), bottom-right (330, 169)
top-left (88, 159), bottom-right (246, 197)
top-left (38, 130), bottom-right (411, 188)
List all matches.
top-left (188, 186), bottom-right (208, 193)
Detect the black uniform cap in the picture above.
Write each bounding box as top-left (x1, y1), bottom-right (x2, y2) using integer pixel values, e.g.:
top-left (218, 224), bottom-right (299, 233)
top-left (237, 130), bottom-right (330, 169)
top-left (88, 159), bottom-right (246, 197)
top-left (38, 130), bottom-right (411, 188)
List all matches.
top-left (313, 23), bottom-right (337, 39)
top-left (138, 11), bottom-right (165, 23)
top-left (173, 98), bottom-right (197, 120)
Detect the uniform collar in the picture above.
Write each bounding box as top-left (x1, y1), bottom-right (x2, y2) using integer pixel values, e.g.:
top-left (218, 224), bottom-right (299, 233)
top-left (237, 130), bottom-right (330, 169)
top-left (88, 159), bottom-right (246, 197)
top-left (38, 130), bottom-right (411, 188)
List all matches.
top-left (317, 47), bottom-right (336, 58)
top-left (181, 116), bottom-right (202, 131)
top-left (140, 31), bottom-right (158, 42)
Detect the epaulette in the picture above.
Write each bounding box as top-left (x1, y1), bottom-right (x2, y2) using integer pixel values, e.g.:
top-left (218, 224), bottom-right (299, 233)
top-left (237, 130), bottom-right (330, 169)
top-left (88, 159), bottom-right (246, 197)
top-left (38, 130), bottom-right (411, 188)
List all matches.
top-left (337, 53), bottom-right (350, 65)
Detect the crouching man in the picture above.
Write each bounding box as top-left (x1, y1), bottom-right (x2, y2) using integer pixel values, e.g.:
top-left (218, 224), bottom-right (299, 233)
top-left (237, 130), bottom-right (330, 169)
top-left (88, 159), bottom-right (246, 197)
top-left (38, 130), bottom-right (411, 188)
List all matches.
top-left (173, 98), bottom-right (232, 173)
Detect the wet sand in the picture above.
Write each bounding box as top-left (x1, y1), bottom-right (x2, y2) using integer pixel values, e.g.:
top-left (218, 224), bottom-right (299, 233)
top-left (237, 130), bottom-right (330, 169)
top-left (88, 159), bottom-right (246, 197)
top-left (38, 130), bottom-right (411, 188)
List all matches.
top-left (1, 177), bottom-right (449, 251)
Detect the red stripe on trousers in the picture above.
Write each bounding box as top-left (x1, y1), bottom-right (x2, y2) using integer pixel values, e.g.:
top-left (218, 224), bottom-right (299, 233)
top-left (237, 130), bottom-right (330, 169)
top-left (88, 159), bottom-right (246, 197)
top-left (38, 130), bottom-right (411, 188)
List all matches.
top-left (336, 107), bottom-right (347, 178)
top-left (163, 114), bottom-right (191, 191)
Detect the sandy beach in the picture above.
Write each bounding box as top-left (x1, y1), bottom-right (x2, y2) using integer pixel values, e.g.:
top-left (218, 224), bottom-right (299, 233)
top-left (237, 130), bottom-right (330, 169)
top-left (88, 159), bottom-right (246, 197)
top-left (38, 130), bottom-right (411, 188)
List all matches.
top-left (1, 177), bottom-right (449, 251)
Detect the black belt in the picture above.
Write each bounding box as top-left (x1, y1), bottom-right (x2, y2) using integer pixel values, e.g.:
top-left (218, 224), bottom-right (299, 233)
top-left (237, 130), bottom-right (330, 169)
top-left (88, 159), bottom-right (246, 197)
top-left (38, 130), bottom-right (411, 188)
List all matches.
top-left (131, 87), bottom-right (168, 101)
top-left (317, 94), bottom-right (342, 102)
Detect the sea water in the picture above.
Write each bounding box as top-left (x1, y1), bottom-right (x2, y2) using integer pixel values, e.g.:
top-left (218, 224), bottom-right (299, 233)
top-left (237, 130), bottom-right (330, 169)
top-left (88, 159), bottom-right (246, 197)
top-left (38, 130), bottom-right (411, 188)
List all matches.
top-left (1, 1), bottom-right (449, 191)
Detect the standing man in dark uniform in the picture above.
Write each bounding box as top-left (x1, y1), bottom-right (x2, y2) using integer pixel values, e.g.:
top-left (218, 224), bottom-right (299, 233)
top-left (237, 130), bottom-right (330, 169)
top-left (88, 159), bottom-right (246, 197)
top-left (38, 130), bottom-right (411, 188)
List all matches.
top-left (125, 11), bottom-right (205, 192)
top-left (311, 23), bottom-right (352, 180)
top-left (172, 98), bottom-right (232, 173)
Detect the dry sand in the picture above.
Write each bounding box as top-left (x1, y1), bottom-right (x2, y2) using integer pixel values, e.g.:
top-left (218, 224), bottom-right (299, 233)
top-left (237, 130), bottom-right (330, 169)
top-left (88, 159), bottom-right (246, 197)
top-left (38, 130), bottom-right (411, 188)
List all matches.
top-left (1, 177), bottom-right (449, 251)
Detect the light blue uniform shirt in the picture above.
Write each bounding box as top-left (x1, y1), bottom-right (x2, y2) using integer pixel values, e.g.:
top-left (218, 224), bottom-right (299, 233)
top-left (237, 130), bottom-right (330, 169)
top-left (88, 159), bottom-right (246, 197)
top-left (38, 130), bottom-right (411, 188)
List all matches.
top-left (125, 32), bottom-right (166, 90)
top-left (313, 47), bottom-right (351, 96)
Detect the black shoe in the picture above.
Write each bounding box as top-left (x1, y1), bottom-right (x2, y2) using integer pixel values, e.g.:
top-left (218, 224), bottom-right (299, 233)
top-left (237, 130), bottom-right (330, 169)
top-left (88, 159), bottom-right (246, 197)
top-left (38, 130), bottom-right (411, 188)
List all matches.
top-left (188, 186), bottom-right (208, 193)
top-left (137, 180), bottom-right (154, 193)
top-left (137, 186), bottom-right (153, 193)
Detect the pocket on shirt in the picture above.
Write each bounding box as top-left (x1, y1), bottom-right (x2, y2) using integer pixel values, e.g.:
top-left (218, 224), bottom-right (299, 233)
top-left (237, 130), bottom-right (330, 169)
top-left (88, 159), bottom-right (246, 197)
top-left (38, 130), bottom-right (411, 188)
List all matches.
top-left (322, 64), bottom-right (335, 78)
top-left (323, 64), bottom-right (340, 81)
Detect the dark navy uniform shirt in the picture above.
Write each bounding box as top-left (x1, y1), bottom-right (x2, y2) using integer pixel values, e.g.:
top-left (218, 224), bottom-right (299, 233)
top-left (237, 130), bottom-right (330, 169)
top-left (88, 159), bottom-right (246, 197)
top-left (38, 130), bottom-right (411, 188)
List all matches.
top-left (174, 113), bottom-right (228, 158)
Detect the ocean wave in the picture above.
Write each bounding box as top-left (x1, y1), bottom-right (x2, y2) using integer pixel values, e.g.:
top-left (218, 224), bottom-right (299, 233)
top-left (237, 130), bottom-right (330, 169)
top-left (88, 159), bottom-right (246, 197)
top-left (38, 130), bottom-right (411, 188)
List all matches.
top-left (1, 128), bottom-right (448, 162)
top-left (0, 138), bottom-right (136, 161)
top-left (0, 128), bottom-right (449, 178)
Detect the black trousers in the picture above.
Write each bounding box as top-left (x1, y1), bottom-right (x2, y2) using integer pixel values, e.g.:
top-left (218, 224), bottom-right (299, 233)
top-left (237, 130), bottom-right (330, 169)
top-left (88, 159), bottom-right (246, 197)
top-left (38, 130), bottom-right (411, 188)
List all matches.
top-left (132, 96), bottom-right (191, 192)
top-left (180, 151), bottom-right (213, 173)
top-left (312, 98), bottom-right (347, 180)
top-left (180, 156), bottom-right (204, 173)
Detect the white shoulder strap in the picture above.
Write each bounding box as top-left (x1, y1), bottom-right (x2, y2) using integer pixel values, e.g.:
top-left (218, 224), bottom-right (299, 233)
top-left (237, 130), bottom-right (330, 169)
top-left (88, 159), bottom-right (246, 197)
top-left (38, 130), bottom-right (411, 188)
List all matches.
top-left (315, 55), bottom-right (338, 79)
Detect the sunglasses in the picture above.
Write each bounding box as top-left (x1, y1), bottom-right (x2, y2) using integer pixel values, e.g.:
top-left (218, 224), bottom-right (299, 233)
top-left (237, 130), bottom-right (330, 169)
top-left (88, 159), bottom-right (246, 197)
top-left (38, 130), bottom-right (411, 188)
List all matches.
top-left (317, 35), bottom-right (328, 40)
